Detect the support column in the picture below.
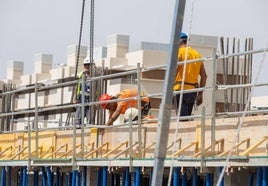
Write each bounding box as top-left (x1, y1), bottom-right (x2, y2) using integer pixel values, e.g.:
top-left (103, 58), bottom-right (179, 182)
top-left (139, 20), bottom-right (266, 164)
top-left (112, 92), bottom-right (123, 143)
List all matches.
top-left (263, 167), bottom-right (268, 186)
top-left (1, 167), bottom-right (6, 186)
top-left (173, 167), bottom-right (180, 186)
top-left (192, 168), bottom-right (198, 186)
top-left (102, 167), bottom-right (108, 186)
top-left (34, 169), bottom-right (39, 186)
top-left (257, 167), bottom-right (263, 186)
top-left (134, 167), bottom-right (141, 186)
top-left (82, 166), bottom-right (87, 186)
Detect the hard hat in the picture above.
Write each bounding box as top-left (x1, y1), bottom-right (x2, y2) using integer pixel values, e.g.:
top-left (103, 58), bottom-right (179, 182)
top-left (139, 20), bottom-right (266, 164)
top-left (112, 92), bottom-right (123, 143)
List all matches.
top-left (83, 57), bottom-right (94, 65)
top-left (124, 108), bottom-right (138, 121)
top-left (99, 94), bottom-right (112, 109)
top-left (180, 32), bottom-right (189, 40)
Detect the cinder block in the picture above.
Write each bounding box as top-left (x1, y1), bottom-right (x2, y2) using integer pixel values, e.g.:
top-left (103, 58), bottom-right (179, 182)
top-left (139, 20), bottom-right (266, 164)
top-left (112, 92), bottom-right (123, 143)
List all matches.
top-left (34, 53), bottom-right (53, 74)
top-left (67, 45), bottom-right (87, 67)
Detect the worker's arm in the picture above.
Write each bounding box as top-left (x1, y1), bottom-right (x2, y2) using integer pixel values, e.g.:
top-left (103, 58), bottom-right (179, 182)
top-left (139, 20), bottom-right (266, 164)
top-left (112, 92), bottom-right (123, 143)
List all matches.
top-left (106, 104), bottom-right (123, 126)
top-left (197, 63), bottom-right (207, 106)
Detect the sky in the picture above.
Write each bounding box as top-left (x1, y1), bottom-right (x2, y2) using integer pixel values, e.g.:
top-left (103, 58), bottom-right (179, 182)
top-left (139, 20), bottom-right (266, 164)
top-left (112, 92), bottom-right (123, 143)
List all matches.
top-left (0, 0), bottom-right (268, 96)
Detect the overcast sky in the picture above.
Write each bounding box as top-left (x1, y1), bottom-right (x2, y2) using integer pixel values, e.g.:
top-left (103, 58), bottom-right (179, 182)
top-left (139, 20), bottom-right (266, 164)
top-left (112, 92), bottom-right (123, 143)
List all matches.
top-left (1, 0), bottom-right (268, 96)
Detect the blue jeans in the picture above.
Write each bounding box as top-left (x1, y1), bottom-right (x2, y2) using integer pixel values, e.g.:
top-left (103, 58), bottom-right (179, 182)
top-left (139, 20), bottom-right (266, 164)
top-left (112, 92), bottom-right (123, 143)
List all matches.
top-left (75, 105), bottom-right (90, 125)
top-left (174, 92), bottom-right (197, 117)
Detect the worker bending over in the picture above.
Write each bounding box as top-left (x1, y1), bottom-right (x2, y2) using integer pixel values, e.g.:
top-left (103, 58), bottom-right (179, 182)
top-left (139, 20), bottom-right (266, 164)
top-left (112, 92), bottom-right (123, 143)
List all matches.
top-left (99, 89), bottom-right (151, 126)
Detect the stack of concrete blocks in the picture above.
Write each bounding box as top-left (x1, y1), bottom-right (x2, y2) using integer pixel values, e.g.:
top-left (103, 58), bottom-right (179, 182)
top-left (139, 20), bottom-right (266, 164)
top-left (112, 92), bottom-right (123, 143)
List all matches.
top-left (6, 61), bottom-right (24, 85)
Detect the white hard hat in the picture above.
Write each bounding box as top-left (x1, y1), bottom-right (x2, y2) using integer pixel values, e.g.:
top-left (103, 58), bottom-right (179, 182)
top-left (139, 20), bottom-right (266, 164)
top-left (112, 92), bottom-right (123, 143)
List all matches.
top-left (83, 57), bottom-right (94, 65)
top-left (124, 108), bottom-right (138, 121)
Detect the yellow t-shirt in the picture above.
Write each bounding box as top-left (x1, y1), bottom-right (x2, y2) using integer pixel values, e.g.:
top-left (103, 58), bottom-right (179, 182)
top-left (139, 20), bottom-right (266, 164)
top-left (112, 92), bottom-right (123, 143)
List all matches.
top-left (174, 46), bottom-right (202, 91)
top-left (117, 89), bottom-right (149, 114)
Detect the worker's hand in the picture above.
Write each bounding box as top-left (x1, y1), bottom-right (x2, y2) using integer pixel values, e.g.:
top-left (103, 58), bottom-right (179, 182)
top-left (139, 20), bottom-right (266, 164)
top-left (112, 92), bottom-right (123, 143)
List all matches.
top-left (106, 119), bottom-right (114, 126)
top-left (196, 92), bottom-right (203, 106)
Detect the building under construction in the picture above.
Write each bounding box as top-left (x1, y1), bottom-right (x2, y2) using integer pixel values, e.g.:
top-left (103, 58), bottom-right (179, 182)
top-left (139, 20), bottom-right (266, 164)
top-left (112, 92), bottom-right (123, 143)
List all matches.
top-left (1, 29), bottom-right (268, 186)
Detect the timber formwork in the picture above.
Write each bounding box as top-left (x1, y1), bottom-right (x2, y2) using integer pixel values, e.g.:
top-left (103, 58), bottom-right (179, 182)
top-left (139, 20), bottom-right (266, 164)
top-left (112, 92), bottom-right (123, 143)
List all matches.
top-left (0, 115), bottom-right (267, 185)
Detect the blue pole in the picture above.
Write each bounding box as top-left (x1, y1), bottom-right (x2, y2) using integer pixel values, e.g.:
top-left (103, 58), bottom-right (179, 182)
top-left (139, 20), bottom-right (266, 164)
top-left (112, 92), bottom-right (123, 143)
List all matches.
top-left (34, 170), bottom-right (39, 186)
top-left (102, 167), bottom-right (108, 186)
top-left (41, 167), bottom-right (47, 186)
top-left (149, 168), bottom-right (153, 186)
top-left (65, 173), bottom-right (70, 186)
top-left (22, 166), bottom-right (28, 186)
top-left (182, 173), bottom-right (187, 186)
top-left (1, 167), bottom-right (6, 186)
top-left (192, 168), bottom-right (198, 186)
top-left (71, 170), bottom-right (77, 186)
top-left (218, 167), bottom-right (224, 186)
top-left (134, 167), bottom-right (141, 186)
top-left (75, 171), bottom-right (80, 186)
top-left (56, 167), bottom-right (60, 186)
top-left (82, 167), bottom-right (87, 186)
top-left (257, 167), bottom-right (263, 186)
top-left (263, 167), bottom-right (268, 186)
top-left (46, 167), bottom-right (53, 186)
top-left (173, 167), bottom-right (180, 186)
top-left (248, 172), bottom-right (254, 186)
top-left (124, 167), bottom-right (130, 186)
top-left (97, 168), bottom-right (102, 186)
top-left (206, 173), bottom-right (212, 186)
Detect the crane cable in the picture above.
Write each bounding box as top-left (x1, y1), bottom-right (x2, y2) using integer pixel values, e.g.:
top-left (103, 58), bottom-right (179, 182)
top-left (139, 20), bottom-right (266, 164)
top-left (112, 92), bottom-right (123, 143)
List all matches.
top-left (65, 0), bottom-right (86, 126)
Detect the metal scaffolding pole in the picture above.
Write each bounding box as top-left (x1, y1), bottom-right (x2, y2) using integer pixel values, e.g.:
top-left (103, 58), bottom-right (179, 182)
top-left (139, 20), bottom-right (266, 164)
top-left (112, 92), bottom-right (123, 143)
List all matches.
top-left (151, 0), bottom-right (186, 185)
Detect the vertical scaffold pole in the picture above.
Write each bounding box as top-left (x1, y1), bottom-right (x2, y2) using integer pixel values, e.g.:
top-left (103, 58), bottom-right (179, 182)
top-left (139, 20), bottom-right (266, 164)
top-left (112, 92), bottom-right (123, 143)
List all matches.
top-left (151, 0), bottom-right (186, 185)
top-left (211, 48), bottom-right (217, 153)
top-left (1, 167), bottom-right (6, 186)
top-left (71, 170), bottom-right (77, 186)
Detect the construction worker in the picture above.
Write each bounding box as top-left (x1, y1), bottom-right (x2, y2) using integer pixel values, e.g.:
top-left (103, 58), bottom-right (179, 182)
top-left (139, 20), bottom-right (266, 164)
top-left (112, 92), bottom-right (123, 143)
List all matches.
top-left (99, 89), bottom-right (151, 126)
top-left (173, 32), bottom-right (207, 117)
top-left (73, 57), bottom-right (96, 126)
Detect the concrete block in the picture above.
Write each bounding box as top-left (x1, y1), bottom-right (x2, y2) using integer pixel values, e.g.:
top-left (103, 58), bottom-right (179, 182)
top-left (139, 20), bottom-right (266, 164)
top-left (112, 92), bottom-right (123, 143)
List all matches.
top-left (7, 61), bottom-right (24, 80)
top-left (67, 45), bottom-right (87, 67)
top-left (107, 34), bottom-right (129, 46)
top-left (103, 57), bottom-right (128, 69)
top-left (126, 50), bottom-right (168, 67)
top-left (63, 66), bottom-right (76, 78)
top-left (34, 54), bottom-right (53, 74)
top-left (20, 74), bottom-right (33, 85)
top-left (107, 44), bottom-right (129, 58)
top-left (31, 73), bottom-right (51, 82)
top-left (50, 66), bottom-right (65, 80)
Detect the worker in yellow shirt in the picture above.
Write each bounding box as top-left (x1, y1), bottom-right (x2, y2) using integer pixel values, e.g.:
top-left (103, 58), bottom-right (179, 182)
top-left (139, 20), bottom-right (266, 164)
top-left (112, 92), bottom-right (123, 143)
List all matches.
top-left (99, 89), bottom-right (151, 126)
top-left (173, 32), bottom-right (207, 117)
